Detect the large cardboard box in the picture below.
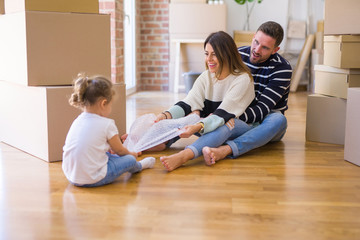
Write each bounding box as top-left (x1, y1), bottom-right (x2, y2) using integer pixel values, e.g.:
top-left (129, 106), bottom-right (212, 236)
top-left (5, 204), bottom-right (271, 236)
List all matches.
top-left (323, 35), bottom-right (360, 69)
top-left (0, 0), bottom-right (4, 14)
top-left (169, 3), bottom-right (226, 39)
top-left (306, 94), bottom-right (346, 145)
top-left (5, 0), bottom-right (99, 14)
top-left (0, 81), bottom-right (126, 162)
top-left (0, 11), bottom-right (110, 86)
top-left (324, 0), bottom-right (360, 35)
top-left (344, 88), bottom-right (360, 166)
top-left (314, 65), bottom-right (360, 99)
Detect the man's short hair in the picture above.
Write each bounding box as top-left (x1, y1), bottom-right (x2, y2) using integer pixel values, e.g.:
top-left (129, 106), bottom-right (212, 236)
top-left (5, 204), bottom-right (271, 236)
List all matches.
top-left (257, 21), bottom-right (284, 47)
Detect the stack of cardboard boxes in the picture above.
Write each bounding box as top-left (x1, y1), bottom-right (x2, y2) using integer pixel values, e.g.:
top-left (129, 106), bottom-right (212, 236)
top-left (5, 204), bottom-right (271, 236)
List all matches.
top-left (0, 0), bottom-right (126, 162)
top-left (306, 0), bottom-right (360, 166)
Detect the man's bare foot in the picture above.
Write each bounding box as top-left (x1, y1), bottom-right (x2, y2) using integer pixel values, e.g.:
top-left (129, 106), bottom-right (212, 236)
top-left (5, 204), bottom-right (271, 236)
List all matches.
top-left (160, 149), bottom-right (194, 171)
top-left (202, 145), bottom-right (231, 166)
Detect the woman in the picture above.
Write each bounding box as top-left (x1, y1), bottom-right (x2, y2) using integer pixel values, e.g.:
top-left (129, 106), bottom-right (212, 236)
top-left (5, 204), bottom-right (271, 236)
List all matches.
top-left (158, 31), bottom-right (255, 171)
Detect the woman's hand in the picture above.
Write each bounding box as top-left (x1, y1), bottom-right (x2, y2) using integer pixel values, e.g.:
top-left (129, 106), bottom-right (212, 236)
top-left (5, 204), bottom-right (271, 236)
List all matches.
top-left (155, 111), bottom-right (171, 123)
top-left (179, 123), bottom-right (203, 138)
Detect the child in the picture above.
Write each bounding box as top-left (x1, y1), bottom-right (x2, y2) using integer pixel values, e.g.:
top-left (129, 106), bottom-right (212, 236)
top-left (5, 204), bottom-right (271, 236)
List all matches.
top-left (62, 74), bottom-right (155, 187)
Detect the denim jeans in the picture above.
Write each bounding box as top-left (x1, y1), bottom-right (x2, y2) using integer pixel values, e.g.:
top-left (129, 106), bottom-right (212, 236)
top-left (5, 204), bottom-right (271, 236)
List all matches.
top-left (73, 152), bottom-right (142, 187)
top-left (226, 112), bottom-right (287, 158)
top-left (185, 112), bottom-right (287, 159)
top-left (186, 118), bottom-right (251, 158)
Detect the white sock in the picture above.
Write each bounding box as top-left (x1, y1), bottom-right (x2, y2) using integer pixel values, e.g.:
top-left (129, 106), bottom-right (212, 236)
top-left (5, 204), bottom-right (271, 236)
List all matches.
top-left (140, 157), bottom-right (156, 170)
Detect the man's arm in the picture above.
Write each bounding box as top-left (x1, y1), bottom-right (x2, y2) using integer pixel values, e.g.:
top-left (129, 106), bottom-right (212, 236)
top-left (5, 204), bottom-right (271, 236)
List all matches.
top-left (240, 67), bottom-right (292, 123)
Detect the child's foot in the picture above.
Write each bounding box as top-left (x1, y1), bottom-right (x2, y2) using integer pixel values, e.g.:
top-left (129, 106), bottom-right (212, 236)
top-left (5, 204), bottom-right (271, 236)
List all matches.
top-left (202, 146), bottom-right (229, 166)
top-left (140, 157), bottom-right (156, 169)
top-left (160, 149), bottom-right (193, 172)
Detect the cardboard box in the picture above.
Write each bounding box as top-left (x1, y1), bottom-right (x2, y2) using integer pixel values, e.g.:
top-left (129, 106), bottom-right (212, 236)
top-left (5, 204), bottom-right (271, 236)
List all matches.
top-left (306, 94), bottom-right (346, 145)
top-left (324, 0), bottom-right (360, 35)
top-left (0, 11), bottom-right (110, 86)
top-left (5, 0), bottom-right (99, 14)
top-left (324, 35), bottom-right (360, 69)
top-left (0, 81), bottom-right (126, 162)
top-left (314, 65), bottom-right (360, 99)
top-left (169, 3), bottom-right (226, 39)
top-left (344, 88), bottom-right (360, 166)
top-left (0, 0), bottom-right (4, 14)
top-left (234, 30), bottom-right (254, 47)
top-left (310, 50), bottom-right (324, 93)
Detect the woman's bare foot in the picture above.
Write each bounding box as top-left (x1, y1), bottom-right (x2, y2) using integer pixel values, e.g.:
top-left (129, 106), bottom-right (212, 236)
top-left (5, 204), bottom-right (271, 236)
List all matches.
top-left (160, 148), bottom-right (194, 171)
top-left (202, 145), bottom-right (231, 166)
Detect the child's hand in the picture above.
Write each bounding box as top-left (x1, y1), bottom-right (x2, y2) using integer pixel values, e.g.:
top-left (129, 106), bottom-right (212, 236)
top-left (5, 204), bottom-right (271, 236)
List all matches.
top-left (129, 151), bottom-right (140, 158)
top-left (120, 133), bottom-right (128, 143)
top-left (108, 149), bottom-right (116, 154)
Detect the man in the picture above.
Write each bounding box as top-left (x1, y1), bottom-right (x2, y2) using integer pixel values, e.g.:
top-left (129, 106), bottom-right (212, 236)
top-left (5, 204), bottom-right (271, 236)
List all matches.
top-left (202, 21), bottom-right (293, 164)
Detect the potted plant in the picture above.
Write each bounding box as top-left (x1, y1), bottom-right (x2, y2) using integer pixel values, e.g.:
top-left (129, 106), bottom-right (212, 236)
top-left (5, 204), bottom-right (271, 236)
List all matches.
top-left (234, 0), bottom-right (263, 31)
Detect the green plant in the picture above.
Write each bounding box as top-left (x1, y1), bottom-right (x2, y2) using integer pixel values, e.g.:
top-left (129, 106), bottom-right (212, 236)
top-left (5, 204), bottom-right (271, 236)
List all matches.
top-left (235, 0), bottom-right (263, 4)
top-left (234, 0), bottom-right (263, 30)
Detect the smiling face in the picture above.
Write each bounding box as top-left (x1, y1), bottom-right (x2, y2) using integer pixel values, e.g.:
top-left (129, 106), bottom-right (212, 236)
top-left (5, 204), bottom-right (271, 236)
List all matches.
top-left (205, 43), bottom-right (229, 80)
top-left (250, 30), bottom-right (280, 64)
top-left (205, 43), bottom-right (219, 73)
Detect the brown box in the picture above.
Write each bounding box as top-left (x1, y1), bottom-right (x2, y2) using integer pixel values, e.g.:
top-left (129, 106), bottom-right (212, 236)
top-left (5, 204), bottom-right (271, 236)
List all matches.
top-left (324, 0), bottom-right (360, 35)
top-left (314, 65), bottom-right (360, 99)
top-left (169, 3), bottom-right (226, 39)
top-left (0, 0), bottom-right (4, 14)
top-left (344, 88), bottom-right (360, 166)
top-left (324, 35), bottom-right (360, 69)
top-left (0, 11), bottom-right (110, 86)
top-left (0, 81), bottom-right (126, 162)
top-left (306, 94), bottom-right (346, 145)
top-left (5, 0), bottom-right (99, 14)
top-left (233, 30), bottom-right (254, 47)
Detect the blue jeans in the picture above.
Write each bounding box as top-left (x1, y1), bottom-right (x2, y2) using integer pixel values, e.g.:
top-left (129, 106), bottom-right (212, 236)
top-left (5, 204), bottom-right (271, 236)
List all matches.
top-left (185, 112), bottom-right (287, 159)
top-left (73, 152), bottom-right (142, 187)
top-left (186, 118), bottom-right (251, 158)
top-left (226, 112), bottom-right (287, 158)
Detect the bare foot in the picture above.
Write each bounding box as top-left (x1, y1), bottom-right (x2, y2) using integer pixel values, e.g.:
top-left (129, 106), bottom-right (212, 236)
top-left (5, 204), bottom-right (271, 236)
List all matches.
top-left (202, 145), bottom-right (231, 166)
top-left (160, 149), bottom-right (194, 171)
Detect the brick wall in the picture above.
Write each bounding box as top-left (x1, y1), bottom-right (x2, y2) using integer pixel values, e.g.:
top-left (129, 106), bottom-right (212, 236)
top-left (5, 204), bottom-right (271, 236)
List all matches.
top-left (99, 0), bottom-right (169, 91)
top-left (99, 0), bottom-right (124, 84)
top-left (138, 0), bottom-right (169, 91)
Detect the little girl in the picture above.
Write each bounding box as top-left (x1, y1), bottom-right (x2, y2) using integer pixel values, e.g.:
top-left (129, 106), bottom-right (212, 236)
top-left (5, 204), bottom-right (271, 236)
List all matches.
top-left (62, 74), bottom-right (155, 187)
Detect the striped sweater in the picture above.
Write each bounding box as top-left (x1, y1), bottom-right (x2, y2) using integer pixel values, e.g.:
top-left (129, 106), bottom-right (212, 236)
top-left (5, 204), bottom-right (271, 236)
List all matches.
top-left (238, 46), bottom-right (293, 123)
top-left (167, 70), bottom-right (254, 134)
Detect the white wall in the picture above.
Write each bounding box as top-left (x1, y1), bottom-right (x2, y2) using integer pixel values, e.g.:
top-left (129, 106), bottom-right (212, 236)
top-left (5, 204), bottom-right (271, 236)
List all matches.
top-left (225, 0), bottom-right (324, 50)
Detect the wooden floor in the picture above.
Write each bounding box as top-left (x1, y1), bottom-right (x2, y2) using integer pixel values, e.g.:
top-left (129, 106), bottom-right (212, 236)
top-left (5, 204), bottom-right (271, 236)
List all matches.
top-left (1, 91), bottom-right (360, 240)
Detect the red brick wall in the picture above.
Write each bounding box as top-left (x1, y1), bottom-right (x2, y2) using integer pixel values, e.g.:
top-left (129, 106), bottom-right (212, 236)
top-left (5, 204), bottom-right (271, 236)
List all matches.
top-left (99, 0), bottom-right (169, 90)
top-left (99, 0), bottom-right (124, 84)
top-left (138, 0), bottom-right (169, 91)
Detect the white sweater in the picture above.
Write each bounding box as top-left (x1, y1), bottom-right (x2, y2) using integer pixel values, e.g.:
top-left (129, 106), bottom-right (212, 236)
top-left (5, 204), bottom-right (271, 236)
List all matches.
top-left (168, 70), bottom-right (254, 133)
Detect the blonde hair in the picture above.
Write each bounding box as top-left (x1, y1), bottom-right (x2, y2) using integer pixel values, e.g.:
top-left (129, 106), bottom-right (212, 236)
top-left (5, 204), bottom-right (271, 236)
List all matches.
top-left (69, 73), bottom-right (115, 109)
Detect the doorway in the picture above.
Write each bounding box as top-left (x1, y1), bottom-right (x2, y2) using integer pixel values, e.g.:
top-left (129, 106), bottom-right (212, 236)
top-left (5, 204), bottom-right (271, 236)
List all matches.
top-left (124, 0), bottom-right (136, 95)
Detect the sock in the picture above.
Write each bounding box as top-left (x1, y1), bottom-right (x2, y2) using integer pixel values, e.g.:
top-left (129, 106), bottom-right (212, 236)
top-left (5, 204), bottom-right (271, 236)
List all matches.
top-left (140, 157), bottom-right (156, 170)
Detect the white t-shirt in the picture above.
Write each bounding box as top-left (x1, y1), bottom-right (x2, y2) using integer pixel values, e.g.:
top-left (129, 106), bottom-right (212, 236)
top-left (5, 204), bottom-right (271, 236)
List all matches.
top-left (62, 112), bottom-right (119, 185)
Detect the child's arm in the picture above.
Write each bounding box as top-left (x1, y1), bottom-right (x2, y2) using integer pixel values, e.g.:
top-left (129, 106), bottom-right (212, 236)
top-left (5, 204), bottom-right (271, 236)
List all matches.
top-left (108, 134), bottom-right (139, 158)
